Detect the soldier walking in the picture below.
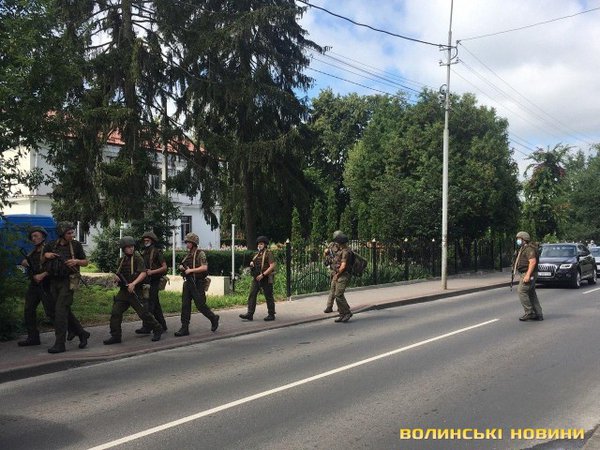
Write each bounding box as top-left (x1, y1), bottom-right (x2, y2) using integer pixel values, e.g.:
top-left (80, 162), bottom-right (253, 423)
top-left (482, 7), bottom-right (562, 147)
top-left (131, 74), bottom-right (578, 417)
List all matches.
top-left (17, 226), bottom-right (53, 347)
top-left (513, 231), bottom-right (543, 321)
top-left (331, 233), bottom-right (353, 323)
top-left (323, 230), bottom-right (343, 314)
top-left (42, 221), bottom-right (90, 353)
top-left (174, 233), bottom-right (219, 336)
top-left (103, 236), bottom-right (163, 344)
top-left (239, 236), bottom-right (277, 321)
top-left (135, 231), bottom-right (168, 334)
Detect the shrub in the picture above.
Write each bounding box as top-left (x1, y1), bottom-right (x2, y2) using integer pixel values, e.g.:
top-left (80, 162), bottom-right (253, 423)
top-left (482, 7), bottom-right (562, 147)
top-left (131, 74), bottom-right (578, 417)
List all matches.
top-left (164, 249), bottom-right (257, 276)
top-left (0, 271), bottom-right (28, 340)
top-left (90, 224), bottom-right (128, 272)
top-left (0, 226), bottom-right (29, 340)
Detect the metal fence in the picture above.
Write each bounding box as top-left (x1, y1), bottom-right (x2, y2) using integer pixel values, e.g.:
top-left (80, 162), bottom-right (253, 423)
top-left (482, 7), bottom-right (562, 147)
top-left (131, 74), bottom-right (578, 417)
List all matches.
top-left (283, 237), bottom-right (515, 296)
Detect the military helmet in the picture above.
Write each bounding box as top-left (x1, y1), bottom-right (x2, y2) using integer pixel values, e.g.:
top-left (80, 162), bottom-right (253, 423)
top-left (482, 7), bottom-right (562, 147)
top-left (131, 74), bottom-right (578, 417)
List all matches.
top-left (332, 230), bottom-right (343, 240)
top-left (56, 221), bottom-right (75, 237)
top-left (184, 232), bottom-right (199, 245)
top-left (333, 233), bottom-right (349, 244)
top-left (27, 226), bottom-right (48, 240)
top-left (516, 231), bottom-right (531, 242)
top-left (142, 231), bottom-right (158, 242)
top-left (256, 235), bottom-right (269, 245)
top-left (119, 236), bottom-right (136, 248)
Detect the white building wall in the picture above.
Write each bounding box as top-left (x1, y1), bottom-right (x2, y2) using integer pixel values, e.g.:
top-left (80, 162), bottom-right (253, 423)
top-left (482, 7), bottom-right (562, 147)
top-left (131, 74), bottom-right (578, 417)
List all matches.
top-left (3, 145), bottom-right (220, 252)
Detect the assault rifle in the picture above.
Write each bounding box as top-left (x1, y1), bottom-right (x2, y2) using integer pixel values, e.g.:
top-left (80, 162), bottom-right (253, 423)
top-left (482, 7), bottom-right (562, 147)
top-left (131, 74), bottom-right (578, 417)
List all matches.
top-left (20, 248), bottom-right (51, 305)
top-left (54, 253), bottom-right (90, 288)
top-left (19, 248), bottom-right (35, 281)
top-left (179, 262), bottom-right (208, 302)
top-left (113, 270), bottom-right (144, 307)
top-left (510, 270), bottom-right (515, 291)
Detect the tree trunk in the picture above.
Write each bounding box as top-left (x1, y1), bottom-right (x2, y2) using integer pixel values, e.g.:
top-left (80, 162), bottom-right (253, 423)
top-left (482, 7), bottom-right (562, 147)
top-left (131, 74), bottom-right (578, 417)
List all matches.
top-left (242, 164), bottom-right (256, 250)
top-left (121, 0), bottom-right (143, 220)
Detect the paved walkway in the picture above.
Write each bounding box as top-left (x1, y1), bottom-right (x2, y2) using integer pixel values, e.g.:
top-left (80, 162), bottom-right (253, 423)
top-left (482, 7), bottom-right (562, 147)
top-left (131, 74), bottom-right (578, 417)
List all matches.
top-left (0, 271), bottom-right (509, 383)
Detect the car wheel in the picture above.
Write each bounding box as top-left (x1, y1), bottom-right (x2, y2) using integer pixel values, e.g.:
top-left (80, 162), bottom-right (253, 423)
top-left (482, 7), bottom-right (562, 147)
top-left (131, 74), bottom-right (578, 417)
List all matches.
top-left (590, 270), bottom-right (597, 285)
top-left (571, 270), bottom-right (581, 288)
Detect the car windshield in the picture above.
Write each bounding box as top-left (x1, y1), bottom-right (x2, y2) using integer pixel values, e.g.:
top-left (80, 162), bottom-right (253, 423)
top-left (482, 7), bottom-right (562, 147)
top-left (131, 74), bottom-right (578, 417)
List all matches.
top-left (540, 245), bottom-right (576, 258)
top-left (591, 247), bottom-right (600, 257)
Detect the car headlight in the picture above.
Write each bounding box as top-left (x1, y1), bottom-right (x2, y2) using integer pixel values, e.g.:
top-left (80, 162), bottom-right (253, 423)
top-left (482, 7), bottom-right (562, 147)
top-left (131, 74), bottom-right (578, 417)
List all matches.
top-left (559, 264), bottom-right (573, 269)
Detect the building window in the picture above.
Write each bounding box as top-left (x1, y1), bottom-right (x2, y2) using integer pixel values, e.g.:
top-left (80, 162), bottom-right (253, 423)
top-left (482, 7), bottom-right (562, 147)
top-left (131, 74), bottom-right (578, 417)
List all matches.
top-left (76, 221), bottom-right (88, 244)
top-left (180, 216), bottom-right (192, 242)
top-left (150, 174), bottom-right (160, 191)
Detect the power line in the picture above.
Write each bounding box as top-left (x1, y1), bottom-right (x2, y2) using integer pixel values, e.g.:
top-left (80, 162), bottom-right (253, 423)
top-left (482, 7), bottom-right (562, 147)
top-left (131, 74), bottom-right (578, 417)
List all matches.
top-left (319, 53), bottom-right (424, 93)
top-left (454, 63), bottom-right (566, 142)
top-left (307, 67), bottom-right (409, 99)
top-left (459, 43), bottom-right (595, 146)
top-left (509, 141), bottom-right (534, 158)
top-left (460, 5), bottom-right (600, 41)
top-left (310, 55), bottom-right (421, 95)
top-left (297, 0), bottom-right (446, 48)
top-left (327, 50), bottom-right (431, 90)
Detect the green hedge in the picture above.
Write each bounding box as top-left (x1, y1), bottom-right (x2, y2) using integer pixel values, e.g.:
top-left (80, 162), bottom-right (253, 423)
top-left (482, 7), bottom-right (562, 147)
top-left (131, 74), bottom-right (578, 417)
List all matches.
top-left (163, 250), bottom-right (257, 276)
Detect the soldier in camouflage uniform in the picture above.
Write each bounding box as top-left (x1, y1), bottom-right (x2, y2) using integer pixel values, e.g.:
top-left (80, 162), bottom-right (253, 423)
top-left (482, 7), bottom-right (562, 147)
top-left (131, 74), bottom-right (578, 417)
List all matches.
top-left (513, 231), bottom-right (543, 321)
top-left (103, 236), bottom-right (163, 344)
top-left (43, 221), bottom-right (90, 353)
top-left (135, 231), bottom-right (168, 334)
top-left (17, 226), bottom-right (53, 346)
top-left (174, 232), bottom-right (219, 336)
top-left (239, 236), bottom-right (277, 321)
top-left (323, 230), bottom-right (343, 313)
top-left (331, 233), bottom-right (353, 323)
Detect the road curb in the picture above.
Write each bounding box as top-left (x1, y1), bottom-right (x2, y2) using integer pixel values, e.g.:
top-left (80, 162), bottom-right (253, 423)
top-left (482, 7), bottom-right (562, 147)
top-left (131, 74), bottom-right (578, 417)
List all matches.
top-left (0, 281), bottom-right (509, 383)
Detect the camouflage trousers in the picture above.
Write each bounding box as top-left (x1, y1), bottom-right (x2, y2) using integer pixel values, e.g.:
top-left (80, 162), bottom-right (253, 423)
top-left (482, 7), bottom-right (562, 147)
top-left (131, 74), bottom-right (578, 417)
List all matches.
top-left (333, 272), bottom-right (352, 315)
top-left (518, 273), bottom-right (543, 317)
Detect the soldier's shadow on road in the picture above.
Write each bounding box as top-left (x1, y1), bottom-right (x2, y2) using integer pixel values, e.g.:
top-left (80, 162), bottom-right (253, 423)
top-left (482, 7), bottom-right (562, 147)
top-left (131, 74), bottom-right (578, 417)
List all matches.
top-left (0, 414), bottom-right (86, 449)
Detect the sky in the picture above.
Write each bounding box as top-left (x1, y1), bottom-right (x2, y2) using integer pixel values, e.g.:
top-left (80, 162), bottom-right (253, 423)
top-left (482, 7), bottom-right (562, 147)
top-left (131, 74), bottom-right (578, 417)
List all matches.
top-left (297, 0), bottom-right (600, 175)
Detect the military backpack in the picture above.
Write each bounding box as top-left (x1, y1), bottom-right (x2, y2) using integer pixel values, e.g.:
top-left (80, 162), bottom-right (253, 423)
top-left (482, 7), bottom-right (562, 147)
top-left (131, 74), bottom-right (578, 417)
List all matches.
top-left (348, 250), bottom-right (368, 276)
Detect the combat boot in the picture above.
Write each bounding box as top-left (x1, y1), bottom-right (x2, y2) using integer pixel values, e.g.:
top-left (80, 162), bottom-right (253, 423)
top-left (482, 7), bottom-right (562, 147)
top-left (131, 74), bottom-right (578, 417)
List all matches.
top-left (67, 331), bottom-right (76, 341)
top-left (103, 336), bottom-right (121, 345)
top-left (135, 327), bottom-right (152, 335)
top-left (341, 312), bottom-right (353, 323)
top-left (323, 307), bottom-right (334, 313)
top-left (48, 343), bottom-right (66, 353)
top-left (18, 334), bottom-right (41, 347)
top-left (519, 313), bottom-right (536, 321)
top-left (239, 313), bottom-right (253, 321)
top-left (174, 326), bottom-right (189, 337)
top-left (151, 330), bottom-right (162, 341)
top-left (263, 314), bottom-right (275, 321)
top-left (210, 315), bottom-right (220, 332)
top-left (78, 331), bottom-right (90, 349)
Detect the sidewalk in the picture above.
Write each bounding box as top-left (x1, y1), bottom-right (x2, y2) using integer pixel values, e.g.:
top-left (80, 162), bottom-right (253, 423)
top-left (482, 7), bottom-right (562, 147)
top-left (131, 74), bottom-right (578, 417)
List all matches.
top-left (0, 271), bottom-right (508, 383)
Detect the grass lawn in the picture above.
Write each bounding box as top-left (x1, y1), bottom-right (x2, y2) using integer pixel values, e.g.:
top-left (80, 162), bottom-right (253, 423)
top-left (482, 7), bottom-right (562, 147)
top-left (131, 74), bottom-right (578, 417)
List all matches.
top-left (68, 274), bottom-right (287, 326)
top-left (3, 272), bottom-right (291, 339)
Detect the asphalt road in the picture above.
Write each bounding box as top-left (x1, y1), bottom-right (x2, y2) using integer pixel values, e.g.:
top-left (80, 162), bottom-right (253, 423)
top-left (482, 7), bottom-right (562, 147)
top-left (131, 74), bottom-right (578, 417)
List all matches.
top-left (2, 284), bottom-right (600, 450)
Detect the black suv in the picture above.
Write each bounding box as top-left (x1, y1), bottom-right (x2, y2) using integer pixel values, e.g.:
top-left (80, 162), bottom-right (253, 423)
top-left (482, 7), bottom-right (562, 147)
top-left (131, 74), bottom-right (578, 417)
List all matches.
top-left (537, 243), bottom-right (597, 288)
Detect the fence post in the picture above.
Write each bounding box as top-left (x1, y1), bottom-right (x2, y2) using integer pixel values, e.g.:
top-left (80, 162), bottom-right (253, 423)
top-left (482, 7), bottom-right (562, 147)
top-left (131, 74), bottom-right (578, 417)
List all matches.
top-left (474, 239), bottom-right (479, 272)
top-left (285, 239), bottom-right (292, 301)
top-left (371, 238), bottom-right (377, 285)
top-left (403, 238), bottom-right (409, 280)
top-left (431, 238), bottom-right (436, 276)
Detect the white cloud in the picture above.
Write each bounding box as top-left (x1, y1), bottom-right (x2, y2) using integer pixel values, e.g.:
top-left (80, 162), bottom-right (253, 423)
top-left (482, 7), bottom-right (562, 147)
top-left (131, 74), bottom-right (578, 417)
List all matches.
top-left (299, 0), bottom-right (600, 172)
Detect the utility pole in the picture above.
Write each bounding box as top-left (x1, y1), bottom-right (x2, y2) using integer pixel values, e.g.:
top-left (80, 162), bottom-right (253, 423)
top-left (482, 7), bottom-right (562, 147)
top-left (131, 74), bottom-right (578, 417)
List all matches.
top-left (441, 0), bottom-right (456, 289)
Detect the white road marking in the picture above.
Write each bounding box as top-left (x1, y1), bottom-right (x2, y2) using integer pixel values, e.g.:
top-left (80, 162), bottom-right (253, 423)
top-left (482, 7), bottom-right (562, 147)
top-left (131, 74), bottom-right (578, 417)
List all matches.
top-left (583, 287), bottom-right (600, 295)
top-left (88, 318), bottom-right (499, 450)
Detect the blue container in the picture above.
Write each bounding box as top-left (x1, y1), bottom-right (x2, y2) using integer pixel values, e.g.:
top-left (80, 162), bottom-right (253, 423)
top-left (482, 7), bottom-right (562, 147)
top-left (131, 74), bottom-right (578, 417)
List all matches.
top-left (0, 214), bottom-right (58, 264)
